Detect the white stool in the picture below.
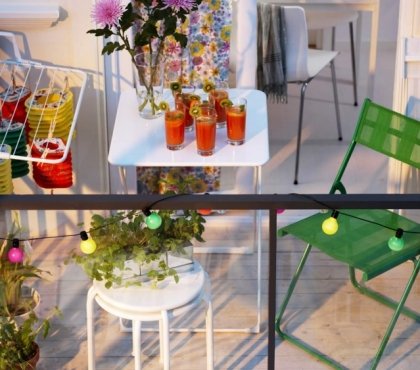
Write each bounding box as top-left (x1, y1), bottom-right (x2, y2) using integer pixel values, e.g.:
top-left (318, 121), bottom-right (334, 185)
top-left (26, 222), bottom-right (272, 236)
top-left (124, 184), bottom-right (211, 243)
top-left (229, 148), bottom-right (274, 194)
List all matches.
top-left (86, 261), bottom-right (214, 370)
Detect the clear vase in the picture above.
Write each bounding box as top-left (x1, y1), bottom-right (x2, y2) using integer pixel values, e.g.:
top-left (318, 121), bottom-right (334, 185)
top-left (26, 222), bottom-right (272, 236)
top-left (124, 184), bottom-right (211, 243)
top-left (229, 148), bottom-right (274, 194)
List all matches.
top-left (134, 52), bottom-right (165, 119)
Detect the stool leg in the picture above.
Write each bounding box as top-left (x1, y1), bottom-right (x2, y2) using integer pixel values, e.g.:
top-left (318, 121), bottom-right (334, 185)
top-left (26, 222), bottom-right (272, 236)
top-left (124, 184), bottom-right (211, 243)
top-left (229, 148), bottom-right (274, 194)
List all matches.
top-left (161, 311), bottom-right (170, 370)
top-left (159, 319), bottom-right (164, 364)
top-left (206, 300), bottom-right (214, 370)
top-left (86, 287), bottom-right (96, 370)
top-left (132, 320), bottom-right (142, 370)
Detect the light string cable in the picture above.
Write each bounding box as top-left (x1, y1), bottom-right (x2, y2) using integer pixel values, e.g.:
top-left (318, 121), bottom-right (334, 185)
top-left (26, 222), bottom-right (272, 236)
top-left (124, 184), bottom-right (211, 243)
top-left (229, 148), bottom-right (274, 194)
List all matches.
top-left (289, 192), bottom-right (420, 239)
top-left (0, 192), bottom-right (199, 244)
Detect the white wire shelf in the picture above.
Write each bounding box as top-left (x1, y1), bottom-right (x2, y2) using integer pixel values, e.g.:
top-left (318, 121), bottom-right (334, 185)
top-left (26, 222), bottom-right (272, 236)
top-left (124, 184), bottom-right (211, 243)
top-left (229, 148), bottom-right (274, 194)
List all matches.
top-left (0, 59), bottom-right (87, 165)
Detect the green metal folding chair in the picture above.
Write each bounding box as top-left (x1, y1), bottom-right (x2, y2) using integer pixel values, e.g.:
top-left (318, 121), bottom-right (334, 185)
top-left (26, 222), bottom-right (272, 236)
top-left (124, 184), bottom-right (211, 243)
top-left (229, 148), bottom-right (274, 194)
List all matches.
top-left (276, 98), bottom-right (420, 369)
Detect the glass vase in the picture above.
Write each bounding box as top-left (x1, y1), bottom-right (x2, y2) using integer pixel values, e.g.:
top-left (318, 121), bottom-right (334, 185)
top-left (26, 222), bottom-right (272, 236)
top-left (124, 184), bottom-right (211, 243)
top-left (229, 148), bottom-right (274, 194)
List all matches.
top-left (134, 52), bottom-right (165, 120)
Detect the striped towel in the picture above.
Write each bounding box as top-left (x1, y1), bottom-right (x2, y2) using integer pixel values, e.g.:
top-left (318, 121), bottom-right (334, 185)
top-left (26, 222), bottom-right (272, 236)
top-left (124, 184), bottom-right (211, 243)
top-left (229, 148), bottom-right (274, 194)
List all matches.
top-left (257, 3), bottom-right (287, 103)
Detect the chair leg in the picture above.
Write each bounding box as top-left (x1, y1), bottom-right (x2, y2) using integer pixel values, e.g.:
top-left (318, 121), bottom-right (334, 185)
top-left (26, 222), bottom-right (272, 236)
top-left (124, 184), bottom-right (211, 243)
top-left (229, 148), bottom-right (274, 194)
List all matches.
top-left (86, 287), bottom-right (96, 370)
top-left (275, 244), bottom-right (312, 335)
top-left (294, 82), bottom-right (308, 185)
top-left (132, 320), bottom-right (142, 370)
top-left (330, 60), bottom-right (342, 141)
top-left (349, 21), bottom-right (358, 106)
top-left (275, 244), bottom-right (344, 369)
top-left (349, 265), bottom-right (420, 322)
top-left (370, 258), bottom-right (420, 369)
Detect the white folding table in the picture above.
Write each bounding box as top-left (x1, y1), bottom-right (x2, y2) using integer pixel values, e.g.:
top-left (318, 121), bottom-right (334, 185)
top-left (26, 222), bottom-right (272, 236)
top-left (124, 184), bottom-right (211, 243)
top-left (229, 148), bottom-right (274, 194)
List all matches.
top-left (108, 87), bottom-right (269, 332)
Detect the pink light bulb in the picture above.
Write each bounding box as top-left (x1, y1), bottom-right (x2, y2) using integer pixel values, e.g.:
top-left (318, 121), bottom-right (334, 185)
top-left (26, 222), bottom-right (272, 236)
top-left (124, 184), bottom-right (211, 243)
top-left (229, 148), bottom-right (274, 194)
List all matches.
top-left (8, 246), bottom-right (24, 263)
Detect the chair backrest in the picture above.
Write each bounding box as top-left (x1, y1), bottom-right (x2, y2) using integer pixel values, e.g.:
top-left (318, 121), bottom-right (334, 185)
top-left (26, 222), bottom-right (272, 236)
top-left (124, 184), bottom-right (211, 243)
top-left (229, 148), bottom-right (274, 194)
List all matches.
top-left (331, 98), bottom-right (420, 193)
top-left (283, 6), bottom-right (310, 82)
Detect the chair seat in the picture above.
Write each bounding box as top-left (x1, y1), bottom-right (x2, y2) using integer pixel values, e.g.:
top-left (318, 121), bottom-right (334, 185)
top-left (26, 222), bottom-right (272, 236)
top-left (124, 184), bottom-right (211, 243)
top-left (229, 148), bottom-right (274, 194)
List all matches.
top-left (279, 209), bottom-right (420, 281)
top-left (307, 48), bottom-right (338, 79)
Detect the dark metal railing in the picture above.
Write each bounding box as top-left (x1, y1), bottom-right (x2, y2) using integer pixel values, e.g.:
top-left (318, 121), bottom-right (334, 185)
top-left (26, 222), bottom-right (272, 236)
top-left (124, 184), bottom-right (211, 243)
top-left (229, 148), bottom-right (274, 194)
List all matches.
top-left (1, 193), bottom-right (419, 370)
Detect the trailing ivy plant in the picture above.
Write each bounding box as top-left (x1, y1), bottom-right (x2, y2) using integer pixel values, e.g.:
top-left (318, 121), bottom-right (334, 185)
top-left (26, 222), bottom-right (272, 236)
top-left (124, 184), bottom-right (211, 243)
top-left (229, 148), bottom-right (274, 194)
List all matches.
top-left (66, 208), bottom-right (205, 289)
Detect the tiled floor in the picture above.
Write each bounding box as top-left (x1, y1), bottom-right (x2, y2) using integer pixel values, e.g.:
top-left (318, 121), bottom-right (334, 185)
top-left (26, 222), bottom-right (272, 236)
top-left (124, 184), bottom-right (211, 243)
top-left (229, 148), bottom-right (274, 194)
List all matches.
top-left (29, 42), bottom-right (420, 370)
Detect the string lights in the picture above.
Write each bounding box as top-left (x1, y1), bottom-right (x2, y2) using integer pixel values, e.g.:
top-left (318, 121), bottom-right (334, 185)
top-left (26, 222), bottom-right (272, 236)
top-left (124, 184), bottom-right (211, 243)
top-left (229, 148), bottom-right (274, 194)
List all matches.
top-left (1, 193), bottom-right (418, 255)
top-left (7, 238), bottom-right (24, 263)
top-left (290, 193), bottom-right (420, 251)
top-left (321, 210), bottom-right (339, 235)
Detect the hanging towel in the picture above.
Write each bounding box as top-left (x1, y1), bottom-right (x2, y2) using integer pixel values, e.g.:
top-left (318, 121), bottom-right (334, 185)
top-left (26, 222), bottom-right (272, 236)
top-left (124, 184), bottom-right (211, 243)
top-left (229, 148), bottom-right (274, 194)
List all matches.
top-left (257, 3), bottom-right (287, 103)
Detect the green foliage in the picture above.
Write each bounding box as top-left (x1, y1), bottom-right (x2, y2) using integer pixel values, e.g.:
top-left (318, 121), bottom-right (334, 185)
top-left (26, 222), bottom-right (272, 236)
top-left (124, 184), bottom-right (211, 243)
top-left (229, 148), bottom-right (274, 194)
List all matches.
top-left (0, 223), bottom-right (50, 316)
top-left (66, 208), bottom-right (205, 288)
top-left (0, 307), bottom-right (60, 368)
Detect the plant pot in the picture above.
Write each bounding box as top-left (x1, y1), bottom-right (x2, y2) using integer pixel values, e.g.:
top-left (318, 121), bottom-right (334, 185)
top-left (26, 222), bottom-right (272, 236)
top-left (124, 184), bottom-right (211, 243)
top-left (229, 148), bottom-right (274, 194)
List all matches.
top-left (14, 342), bottom-right (40, 370)
top-left (119, 246), bottom-right (194, 286)
top-left (134, 52), bottom-right (165, 120)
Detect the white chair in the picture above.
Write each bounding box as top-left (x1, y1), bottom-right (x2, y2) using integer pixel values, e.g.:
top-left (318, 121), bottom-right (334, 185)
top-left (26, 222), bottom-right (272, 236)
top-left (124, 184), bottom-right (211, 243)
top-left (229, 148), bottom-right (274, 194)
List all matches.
top-left (305, 9), bottom-right (359, 106)
top-left (284, 6), bottom-right (342, 185)
top-left (86, 261), bottom-right (214, 370)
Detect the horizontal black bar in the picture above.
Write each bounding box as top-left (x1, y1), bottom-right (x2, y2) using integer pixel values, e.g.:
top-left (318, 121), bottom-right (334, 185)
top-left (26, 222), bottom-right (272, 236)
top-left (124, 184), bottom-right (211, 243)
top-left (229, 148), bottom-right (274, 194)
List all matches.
top-left (0, 193), bottom-right (418, 210)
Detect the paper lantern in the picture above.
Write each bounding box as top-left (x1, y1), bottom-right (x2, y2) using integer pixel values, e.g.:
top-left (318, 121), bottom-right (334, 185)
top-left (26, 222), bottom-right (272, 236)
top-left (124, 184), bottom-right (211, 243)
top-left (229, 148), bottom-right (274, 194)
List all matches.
top-left (31, 138), bottom-right (73, 189)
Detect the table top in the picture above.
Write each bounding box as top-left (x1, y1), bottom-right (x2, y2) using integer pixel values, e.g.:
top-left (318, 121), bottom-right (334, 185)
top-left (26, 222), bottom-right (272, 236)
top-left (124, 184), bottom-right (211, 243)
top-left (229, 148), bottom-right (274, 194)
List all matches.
top-left (108, 88), bottom-right (269, 167)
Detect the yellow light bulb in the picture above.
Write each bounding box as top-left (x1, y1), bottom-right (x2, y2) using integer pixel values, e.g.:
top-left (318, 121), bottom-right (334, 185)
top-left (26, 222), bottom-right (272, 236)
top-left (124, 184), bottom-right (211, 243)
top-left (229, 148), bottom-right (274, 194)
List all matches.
top-left (80, 231), bottom-right (97, 254)
top-left (322, 211), bottom-right (339, 235)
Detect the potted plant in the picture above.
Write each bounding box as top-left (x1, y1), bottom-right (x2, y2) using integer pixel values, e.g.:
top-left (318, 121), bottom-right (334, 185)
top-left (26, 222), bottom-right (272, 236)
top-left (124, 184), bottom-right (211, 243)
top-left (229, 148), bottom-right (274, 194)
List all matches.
top-left (0, 223), bottom-right (49, 317)
top-left (0, 308), bottom-right (60, 369)
top-left (67, 207), bottom-right (205, 289)
top-left (67, 172), bottom-right (207, 288)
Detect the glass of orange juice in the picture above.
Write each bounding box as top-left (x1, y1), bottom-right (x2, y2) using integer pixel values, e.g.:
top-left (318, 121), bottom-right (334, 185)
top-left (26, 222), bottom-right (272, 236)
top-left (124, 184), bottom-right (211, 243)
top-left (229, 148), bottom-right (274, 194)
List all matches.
top-left (208, 82), bottom-right (229, 128)
top-left (175, 91), bottom-right (201, 132)
top-left (194, 105), bottom-right (217, 156)
top-left (165, 108), bottom-right (185, 150)
top-left (226, 97), bottom-right (247, 145)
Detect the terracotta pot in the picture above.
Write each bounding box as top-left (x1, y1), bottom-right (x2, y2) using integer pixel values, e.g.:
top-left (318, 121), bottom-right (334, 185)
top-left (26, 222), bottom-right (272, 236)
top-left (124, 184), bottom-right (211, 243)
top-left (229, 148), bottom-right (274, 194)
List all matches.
top-left (14, 342), bottom-right (40, 370)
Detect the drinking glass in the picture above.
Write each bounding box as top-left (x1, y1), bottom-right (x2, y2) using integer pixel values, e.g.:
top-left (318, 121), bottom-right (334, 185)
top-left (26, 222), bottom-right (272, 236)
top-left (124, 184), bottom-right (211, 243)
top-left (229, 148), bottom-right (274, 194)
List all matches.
top-left (165, 109), bottom-right (185, 150)
top-left (195, 105), bottom-right (217, 156)
top-left (175, 90), bottom-right (200, 132)
top-left (208, 81), bottom-right (229, 128)
top-left (226, 97), bottom-right (247, 145)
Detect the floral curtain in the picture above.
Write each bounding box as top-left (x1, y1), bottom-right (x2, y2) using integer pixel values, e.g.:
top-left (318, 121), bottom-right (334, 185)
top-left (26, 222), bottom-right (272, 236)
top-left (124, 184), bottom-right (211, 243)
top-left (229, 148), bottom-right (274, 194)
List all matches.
top-left (136, 0), bottom-right (232, 194)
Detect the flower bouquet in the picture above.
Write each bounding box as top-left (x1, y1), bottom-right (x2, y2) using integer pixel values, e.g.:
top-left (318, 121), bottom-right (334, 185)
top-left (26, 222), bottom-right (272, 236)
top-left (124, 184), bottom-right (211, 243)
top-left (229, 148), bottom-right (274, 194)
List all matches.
top-left (88, 0), bottom-right (202, 119)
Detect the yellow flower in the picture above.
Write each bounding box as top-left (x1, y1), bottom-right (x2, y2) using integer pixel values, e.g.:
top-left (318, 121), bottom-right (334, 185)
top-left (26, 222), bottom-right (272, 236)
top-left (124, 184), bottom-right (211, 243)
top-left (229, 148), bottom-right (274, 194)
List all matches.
top-left (190, 179), bottom-right (207, 193)
top-left (208, 0), bottom-right (221, 11)
top-left (190, 41), bottom-right (204, 57)
top-left (210, 67), bottom-right (220, 78)
top-left (203, 13), bottom-right (213, 24)
top-left (201, 24), bottom-right (210, 34)
top-left (209, 41), bottom-right (218, 53)
top-left (220, 25), bottom-right (231, 42)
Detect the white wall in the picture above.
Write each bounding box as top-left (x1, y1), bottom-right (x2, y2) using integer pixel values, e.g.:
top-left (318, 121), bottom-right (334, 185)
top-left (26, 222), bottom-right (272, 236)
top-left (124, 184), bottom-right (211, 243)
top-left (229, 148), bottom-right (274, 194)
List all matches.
top-left (0, 0), bottom-right (109, 236)
top-left (335, 0), bottom-right (399, 43)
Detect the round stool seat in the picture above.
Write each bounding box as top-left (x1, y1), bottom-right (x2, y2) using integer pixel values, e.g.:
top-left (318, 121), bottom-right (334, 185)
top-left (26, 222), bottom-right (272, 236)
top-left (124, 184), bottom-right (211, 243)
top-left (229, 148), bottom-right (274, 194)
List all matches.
top-left (87, 260), bottom-right (213, 370)
top-left (93, 261), bottom-right (205, 316)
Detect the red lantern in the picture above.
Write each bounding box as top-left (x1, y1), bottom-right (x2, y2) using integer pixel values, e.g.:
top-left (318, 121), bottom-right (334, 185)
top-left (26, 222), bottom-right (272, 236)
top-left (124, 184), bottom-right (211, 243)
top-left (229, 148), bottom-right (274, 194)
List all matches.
top-left (31, 138), bottom-right (73, 189)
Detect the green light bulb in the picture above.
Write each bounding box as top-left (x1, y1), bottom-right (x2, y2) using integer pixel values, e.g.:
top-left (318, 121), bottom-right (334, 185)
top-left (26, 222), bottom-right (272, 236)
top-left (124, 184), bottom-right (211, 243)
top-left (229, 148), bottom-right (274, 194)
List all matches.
top-left (388, 228), bottom-right (404, 251)
top-left (146, 212), bottom-right (162, 229)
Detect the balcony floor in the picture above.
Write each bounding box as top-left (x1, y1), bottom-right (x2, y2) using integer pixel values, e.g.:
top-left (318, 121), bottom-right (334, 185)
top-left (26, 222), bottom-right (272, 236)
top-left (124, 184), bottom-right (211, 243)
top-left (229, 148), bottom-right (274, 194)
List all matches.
top-left (30, 42), bottom-right (420, 369)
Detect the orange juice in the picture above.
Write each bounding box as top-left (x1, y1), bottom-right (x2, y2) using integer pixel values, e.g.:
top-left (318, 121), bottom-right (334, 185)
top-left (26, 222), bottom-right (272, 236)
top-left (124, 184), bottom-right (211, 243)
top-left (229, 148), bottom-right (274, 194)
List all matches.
top-left (226, 98), bottom-right (247, 145)
top-left (165, 110), bottom-right (185, 150)
top-left (175, 92), bottom-right (200, 131)
top-left (209, 89), bottom-right (228, 128)
top-left (195, 106), bottom-right (217, 156)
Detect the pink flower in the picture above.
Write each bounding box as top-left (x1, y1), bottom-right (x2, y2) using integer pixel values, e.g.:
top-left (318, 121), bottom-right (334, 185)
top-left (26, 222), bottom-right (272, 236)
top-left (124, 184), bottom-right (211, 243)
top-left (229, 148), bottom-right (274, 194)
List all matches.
top-left (163, 0), bottom-right (195, 12)
top-left (91, 0), bottom-right (124, 28)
